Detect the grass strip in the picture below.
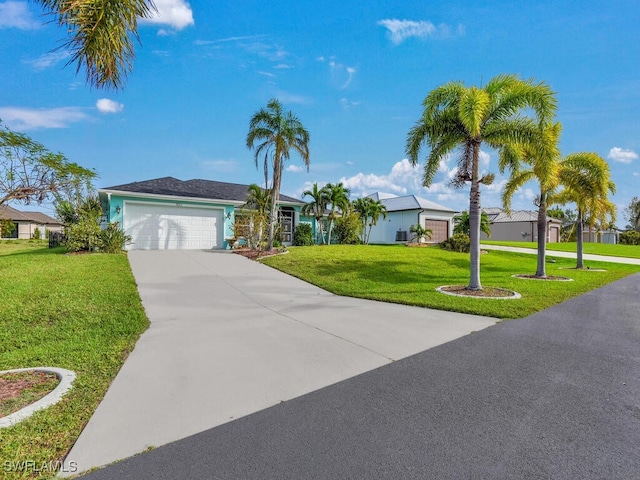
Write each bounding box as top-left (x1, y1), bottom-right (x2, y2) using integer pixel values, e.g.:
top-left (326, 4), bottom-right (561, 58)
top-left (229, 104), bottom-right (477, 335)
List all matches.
top-left (0, 240), bottom-right (148, 479)
top-left (261, 244), bottom-right (640, 319)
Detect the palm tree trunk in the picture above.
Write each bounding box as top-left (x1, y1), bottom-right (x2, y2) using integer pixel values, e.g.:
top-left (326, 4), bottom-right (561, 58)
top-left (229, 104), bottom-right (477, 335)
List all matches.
top-left (468, 142), bottom-right (482, 290)
top-left (267, 158), bottom-right (283, 250)
top-left (576, 209), bottom-right (584, 269)
top-left (535, 193), bottom-right (547, 277)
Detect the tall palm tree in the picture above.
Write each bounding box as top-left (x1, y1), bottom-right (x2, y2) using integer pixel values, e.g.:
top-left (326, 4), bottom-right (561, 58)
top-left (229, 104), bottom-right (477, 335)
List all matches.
top-left (37, 0), bottom-right (156, 90)
top-left (247, 98), bottom-right (310, 250)
top-left (552, 153), bottom-right (616, 269)
top-left (500, 122), bottom-right (562, 277)
top-left (406, 74), bottom-right (556, 290)
top-left (302, 182), bottom-right (329, 244)
top-left (325, 182), bottom-right (350, 245)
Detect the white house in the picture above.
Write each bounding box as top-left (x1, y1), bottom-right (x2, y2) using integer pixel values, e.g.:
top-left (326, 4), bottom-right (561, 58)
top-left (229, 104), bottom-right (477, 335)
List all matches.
top-left (365, 193), bottom-right (457, 244)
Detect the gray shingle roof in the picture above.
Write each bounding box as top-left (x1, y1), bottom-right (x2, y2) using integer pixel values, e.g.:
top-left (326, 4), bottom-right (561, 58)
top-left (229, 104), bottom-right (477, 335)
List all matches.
top-left (0, 205), bottom-right (61, 224)
top-left (102, 177), bottom-right (303, 204)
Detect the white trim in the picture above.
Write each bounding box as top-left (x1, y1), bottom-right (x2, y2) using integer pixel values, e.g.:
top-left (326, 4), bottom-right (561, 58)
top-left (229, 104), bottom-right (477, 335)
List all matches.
top-left (99, 189), bottom-right (246, 207)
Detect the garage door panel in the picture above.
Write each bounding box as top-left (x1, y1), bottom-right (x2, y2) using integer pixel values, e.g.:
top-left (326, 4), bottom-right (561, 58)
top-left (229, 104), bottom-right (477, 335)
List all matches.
top-left (425, 219), bottom-right (449, 243)
top-left (124, 203), bottom-right (223, 250)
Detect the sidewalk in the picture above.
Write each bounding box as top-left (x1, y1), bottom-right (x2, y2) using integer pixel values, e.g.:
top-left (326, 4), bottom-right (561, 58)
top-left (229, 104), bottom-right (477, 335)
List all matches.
top-left (480, 244), bottom-right (640, 265)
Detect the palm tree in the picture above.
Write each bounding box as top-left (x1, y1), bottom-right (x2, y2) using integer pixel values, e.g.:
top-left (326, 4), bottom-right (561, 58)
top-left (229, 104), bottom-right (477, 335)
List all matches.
top-left (453, 211), bottom-right (492, 238)
top-left (552, 153), bottom-right (616, 269)
top-left (353, 197), bottom-right (387, 244)
top-left (325, 182), bottom-right (351, 245)
top-left (302, 183), bottom-right (329, 244)
top-left (247, 99), bottom-right (310, 251)
top-left (409, 224), bottom-right (433, 244)
top-left (37, 0), bottom-right (156, 90)
top-left (406, 74), bottom-right (556, 290)
top-left (500, 122), bottom-right (562, 277)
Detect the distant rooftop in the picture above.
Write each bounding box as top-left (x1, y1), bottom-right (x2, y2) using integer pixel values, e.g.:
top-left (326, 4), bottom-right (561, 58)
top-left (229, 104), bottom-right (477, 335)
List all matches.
top-left (482, 207), bottom-right (561, 223)
top-left (366, 192), bottom-right (456, 213)
top-left (0, 205), bottom-right (61, 224)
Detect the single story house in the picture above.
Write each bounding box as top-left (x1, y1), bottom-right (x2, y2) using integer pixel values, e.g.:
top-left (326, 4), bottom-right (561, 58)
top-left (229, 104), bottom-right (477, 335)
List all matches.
top-left (0, 205), bottom-right (63, 239)
top-left (98, 177), bottom-right (311, 250)
top-left (365, 192), bottom-right (457, 244)
top-left (481, 207), bottom-right (562, 243)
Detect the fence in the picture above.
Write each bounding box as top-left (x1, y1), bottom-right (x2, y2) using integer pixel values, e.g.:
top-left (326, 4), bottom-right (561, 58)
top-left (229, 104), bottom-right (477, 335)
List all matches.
top-left (48, 231), bottom-right (65, 248)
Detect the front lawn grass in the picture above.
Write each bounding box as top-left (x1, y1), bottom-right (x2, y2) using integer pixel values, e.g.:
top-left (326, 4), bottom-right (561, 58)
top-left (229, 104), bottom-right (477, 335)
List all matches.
top-left (481, 240), bottom-right (640, 259)
top-left (261, 245), bottom-right (640, 319)
top-left (0, 240), bottom-right (148, 479)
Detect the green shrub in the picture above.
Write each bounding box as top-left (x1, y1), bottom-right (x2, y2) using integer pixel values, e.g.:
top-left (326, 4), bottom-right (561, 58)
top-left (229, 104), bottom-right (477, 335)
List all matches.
top-left (293, 223), bottom-right (314, 246)
top-left (619, 230), bottom-right (640, 245)
top-left (335, 213), bottom-right (362, 244)
top-left (32, 226), bottom-right (41, 239)
top-left (64, 218), bottom-right (102, 252)
top-left (99, 222), bottom-right (132, 253)
top-left (440, 233), bottom-right (470, 253)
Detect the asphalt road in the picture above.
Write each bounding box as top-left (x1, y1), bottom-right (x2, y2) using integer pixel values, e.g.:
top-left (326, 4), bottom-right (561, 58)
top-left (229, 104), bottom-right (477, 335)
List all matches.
top-left (80, 272), bottom-right (640, 480)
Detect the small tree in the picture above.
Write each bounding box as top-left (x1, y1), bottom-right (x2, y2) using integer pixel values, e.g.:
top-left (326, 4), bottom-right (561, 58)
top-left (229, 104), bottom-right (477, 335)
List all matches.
top-left (409, 224), bottom-right (433, 244)
top-left (624, 197), bottom-right (640, 232)
top-left (1, 122), bottom-right (96, 207)
top-left (453, 211), bottom-right (491, 237)
top-left (62, 195), bottom-right (103, 252)
top-left (335, 211), bottom-right (362, 244)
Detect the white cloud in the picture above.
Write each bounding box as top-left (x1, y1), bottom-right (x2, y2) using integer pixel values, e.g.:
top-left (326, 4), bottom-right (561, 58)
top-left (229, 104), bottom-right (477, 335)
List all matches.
top-left (0, 106), bottom-right (87, 129)
top-left (201, 159), bottom-right (239, 173)
top-left (325, 56), bottom-right (357, 89)
top-left (96, 98), bottom-right (124, 114)
top-left (0, 1), bottom-right (38, 29)
top-left (274, 63), bottom-right (292, 69)
top-left (339, 97), bottom-right (361, 110)
top-left (608, 147), bottom-right (638, 164)
top-left (377, 19), bottom-right (463, 44)
top-left (141, 0), bottom-right (194, 30)
top-left (275, 90), bottom-right (311, 105)
top-left (339, 159), bottom-right (423, 197)
top-left (286, 165), bottom-right (304, 173)
top-left (258, 71), bottom-right (276, 78)
top-left (24, 51), bottom-right (71, 70)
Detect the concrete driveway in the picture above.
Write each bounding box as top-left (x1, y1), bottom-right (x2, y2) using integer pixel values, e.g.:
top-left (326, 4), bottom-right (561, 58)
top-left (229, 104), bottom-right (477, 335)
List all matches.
top-left (62, 250), bottom-right (496, 476)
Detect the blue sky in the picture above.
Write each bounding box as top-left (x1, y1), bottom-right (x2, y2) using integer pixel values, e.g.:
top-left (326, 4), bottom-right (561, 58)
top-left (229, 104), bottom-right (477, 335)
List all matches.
top-left (1, 0), bottom-right (638, 224)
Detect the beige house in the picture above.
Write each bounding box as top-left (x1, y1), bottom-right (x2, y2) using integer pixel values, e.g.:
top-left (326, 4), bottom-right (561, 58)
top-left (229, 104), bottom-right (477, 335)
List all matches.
top-left (0, 205), bottom-right (63, 239)
top-left (481, 208), bottom-right (562, 243)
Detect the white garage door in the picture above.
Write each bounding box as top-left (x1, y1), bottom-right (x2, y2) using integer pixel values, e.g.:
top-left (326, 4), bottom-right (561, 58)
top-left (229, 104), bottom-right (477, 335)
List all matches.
top-left (124, 203), bottom-right (223, 250)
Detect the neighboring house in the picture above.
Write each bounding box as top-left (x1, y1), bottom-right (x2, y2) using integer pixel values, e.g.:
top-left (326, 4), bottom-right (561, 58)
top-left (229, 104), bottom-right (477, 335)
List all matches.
top-left (0, 205), bottom-right (63, 239)
top-left (481, 207), bottom-right (562, 243)
top-left (582, 227), bottom-right (619, 244)
top-left (366, 192), bottom-right (457, 244)
top-left (98, 177), bottom-right (311, 250)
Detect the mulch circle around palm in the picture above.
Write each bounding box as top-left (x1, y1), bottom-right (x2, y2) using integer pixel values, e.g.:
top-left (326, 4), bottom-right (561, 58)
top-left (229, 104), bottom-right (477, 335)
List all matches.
top-left (512, 274), bottom-right (573, 281)
top-left (438, 285), bottom-right (521, 299)
top-left (0, 371), bottom-right (59, 418)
